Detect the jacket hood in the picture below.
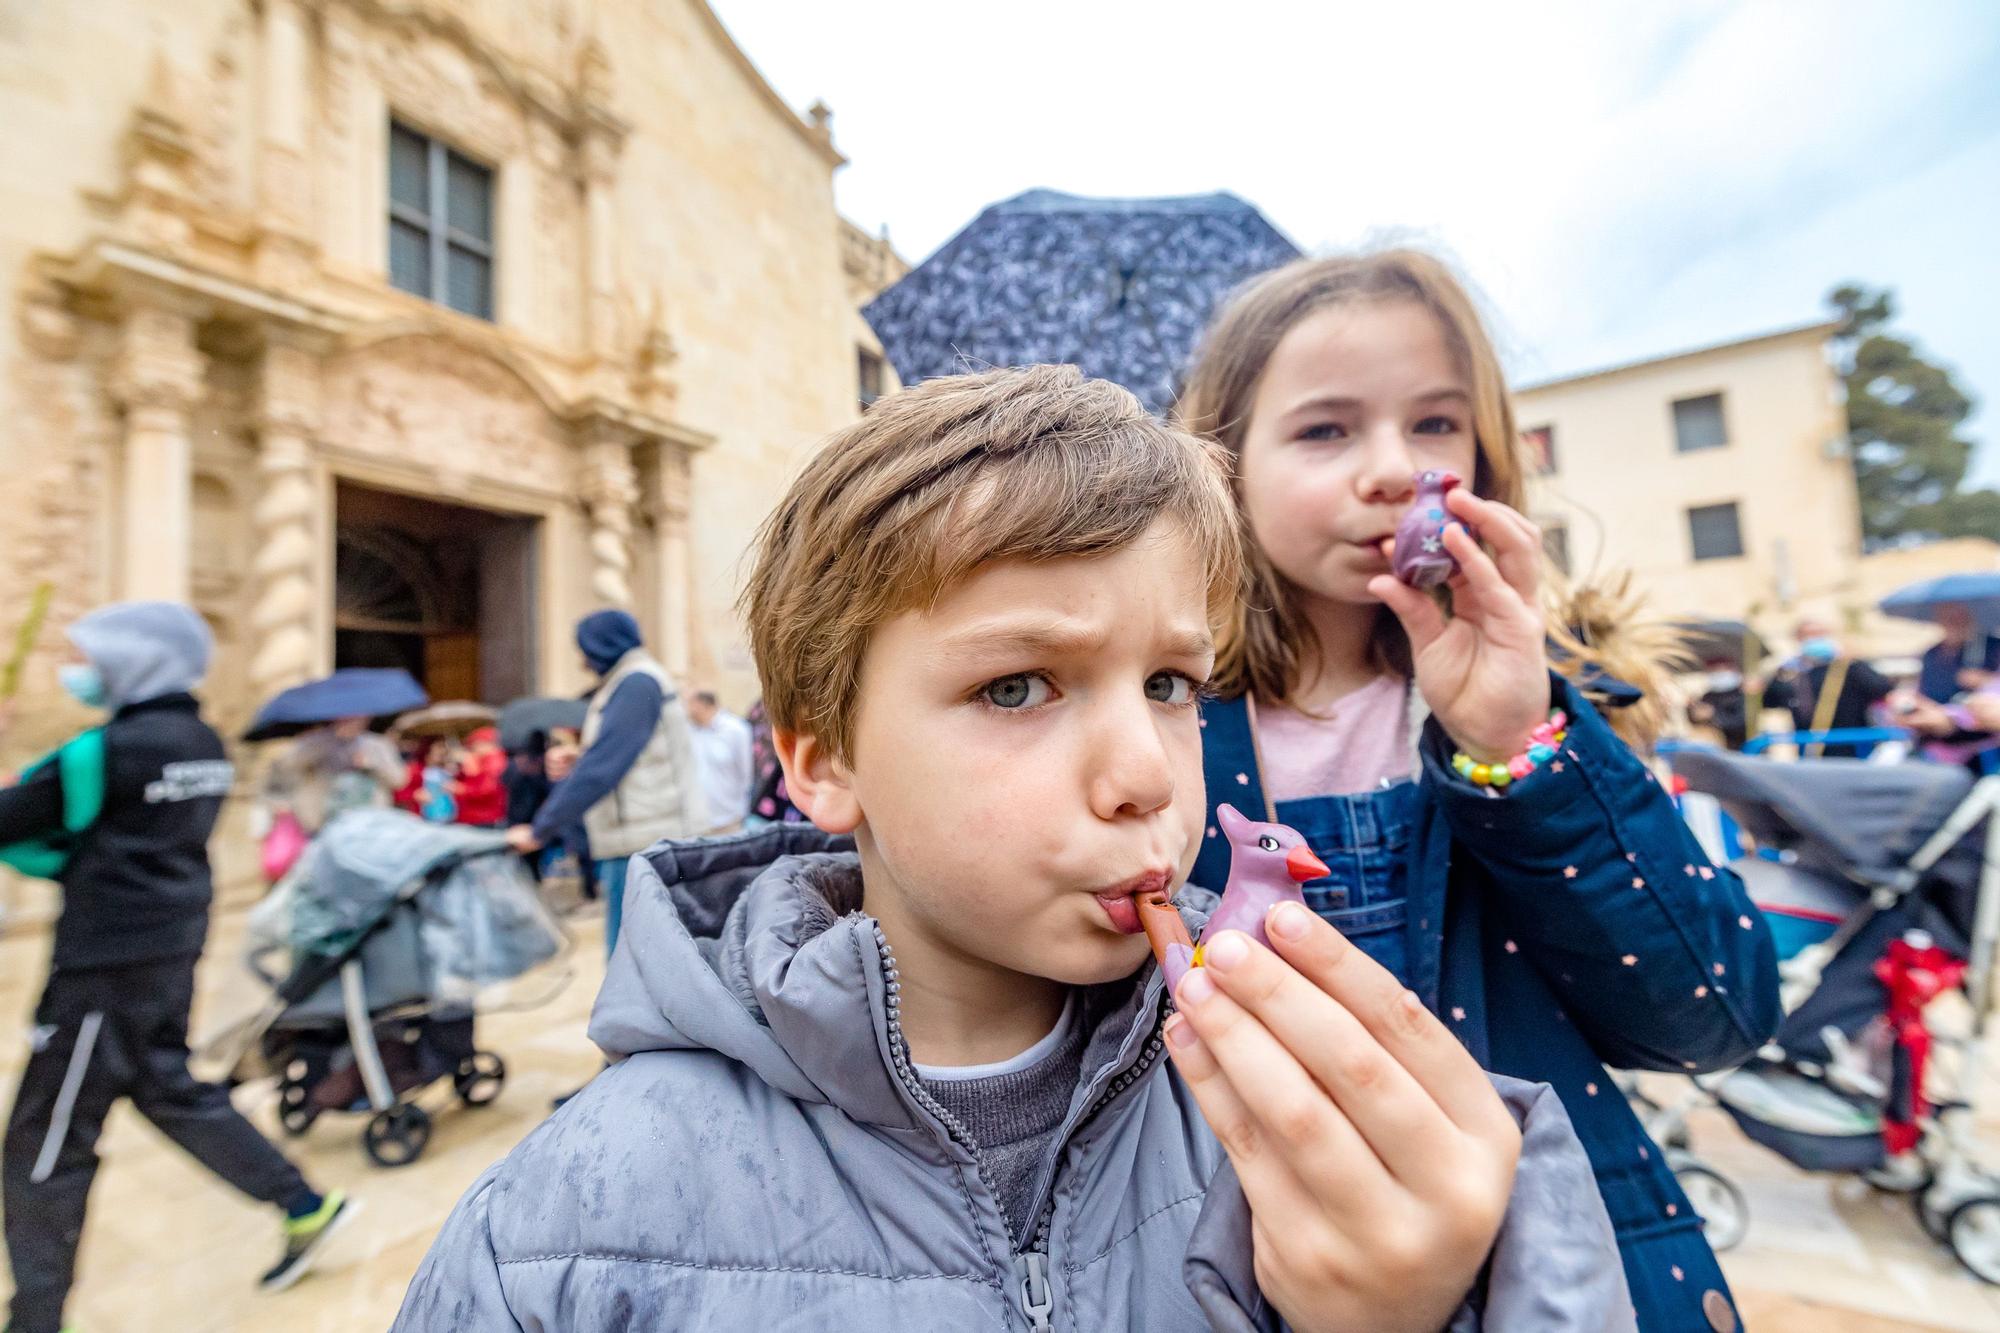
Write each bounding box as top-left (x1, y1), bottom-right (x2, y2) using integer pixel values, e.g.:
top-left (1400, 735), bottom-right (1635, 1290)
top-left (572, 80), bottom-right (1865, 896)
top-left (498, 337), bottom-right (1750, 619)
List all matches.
top-left (577, 610), bottom-right (643, 676)
top-left (66, 601), bottom-right (212, 710)
top-left (588, 824), bottom-right (1206, 1134)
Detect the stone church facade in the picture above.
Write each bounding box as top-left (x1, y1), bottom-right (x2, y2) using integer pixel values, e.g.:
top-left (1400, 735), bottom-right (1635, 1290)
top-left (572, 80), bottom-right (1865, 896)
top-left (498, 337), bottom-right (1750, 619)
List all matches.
top-left (0, 0), bottom-right (891, 753)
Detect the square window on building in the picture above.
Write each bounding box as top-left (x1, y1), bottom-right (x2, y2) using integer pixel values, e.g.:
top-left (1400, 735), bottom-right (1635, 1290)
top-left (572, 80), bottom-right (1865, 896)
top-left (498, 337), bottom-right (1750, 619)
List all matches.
top-left (1672, 393), bottom-right (1728, 453)
top-left (1541, 521), bottom-right (1571, 574)
top-left (858, 348), bottom-right (885, 408)
top-left (1523, 424), bottom-right (1557, 475)
top-left (1687, 502), bottom-right (1745, 561)
top-left (387, 120), bottom-right (495, 320)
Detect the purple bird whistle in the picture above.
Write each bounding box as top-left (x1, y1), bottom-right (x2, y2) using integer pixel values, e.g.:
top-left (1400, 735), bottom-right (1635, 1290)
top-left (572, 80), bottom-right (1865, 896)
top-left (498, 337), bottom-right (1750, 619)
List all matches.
top-left (1391, 469), bottom-right (1465, 589)
top-left (1193, 805), bottom-right (1330, 964)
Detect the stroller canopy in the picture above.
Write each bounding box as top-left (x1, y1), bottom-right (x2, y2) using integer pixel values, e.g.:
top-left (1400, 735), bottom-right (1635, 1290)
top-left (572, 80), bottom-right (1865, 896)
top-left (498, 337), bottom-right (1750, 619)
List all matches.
top-left (864, 189), bottom-right (1301, 415)
top-left (1672, 747), bottom-right (1974, 884)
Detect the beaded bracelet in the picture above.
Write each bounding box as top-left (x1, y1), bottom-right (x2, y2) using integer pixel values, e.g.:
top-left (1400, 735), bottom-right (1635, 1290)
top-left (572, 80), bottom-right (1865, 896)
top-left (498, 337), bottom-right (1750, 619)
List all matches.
top-left (1450, 710), bottom-right (1567, 789)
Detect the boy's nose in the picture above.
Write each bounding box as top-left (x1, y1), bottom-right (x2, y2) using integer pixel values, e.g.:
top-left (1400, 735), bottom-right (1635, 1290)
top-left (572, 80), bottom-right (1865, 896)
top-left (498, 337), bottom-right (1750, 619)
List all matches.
top-left (1088, 708), bottom-right (1176, 820)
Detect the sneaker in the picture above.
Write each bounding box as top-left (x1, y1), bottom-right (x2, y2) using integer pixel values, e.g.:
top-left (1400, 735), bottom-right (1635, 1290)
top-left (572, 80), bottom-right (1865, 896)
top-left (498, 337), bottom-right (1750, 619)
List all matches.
top-left (259, 1190), bottom-right (358, 1292)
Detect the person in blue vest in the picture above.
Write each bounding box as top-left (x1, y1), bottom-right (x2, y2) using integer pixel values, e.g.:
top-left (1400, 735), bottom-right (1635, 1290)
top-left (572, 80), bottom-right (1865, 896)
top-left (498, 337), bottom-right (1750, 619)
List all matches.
top-left (1, 602), bottom-right (352, 1333)
top-left (1177, 252), bottom-right (1780, 1333)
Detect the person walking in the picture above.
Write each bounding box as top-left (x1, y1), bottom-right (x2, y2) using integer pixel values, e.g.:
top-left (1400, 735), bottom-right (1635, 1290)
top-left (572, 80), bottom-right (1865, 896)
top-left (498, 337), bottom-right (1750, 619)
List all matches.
top-left (1762, 618), bottom-right (1896, 757)
top-left (1, 603), bottom-right (353, 1333)
top-left (506, 610), bottom-right (702, 958)
top-left (685, 689), bottom-right (753, 834)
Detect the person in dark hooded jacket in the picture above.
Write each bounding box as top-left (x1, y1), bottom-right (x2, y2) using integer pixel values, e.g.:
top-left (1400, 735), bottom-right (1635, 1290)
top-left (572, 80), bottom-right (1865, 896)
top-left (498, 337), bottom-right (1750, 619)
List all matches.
top-left (0, 602), bottom-right (353, 1333)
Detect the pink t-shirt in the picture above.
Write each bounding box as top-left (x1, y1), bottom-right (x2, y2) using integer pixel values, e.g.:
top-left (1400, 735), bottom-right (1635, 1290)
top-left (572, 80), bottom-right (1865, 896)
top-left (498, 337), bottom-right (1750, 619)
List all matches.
top-left (1255, 675), bottom-right (1413, 801)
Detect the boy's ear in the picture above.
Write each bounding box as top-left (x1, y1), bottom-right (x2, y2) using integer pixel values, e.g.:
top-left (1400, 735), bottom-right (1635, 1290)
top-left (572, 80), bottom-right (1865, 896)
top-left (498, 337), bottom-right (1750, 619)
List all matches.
top-left (773, 728), bottom-right (862, 835)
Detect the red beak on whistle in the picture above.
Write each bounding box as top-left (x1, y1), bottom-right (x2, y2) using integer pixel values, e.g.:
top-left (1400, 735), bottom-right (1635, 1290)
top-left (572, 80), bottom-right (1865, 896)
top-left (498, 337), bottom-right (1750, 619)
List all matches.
top-left (1286, 844), bottom-right (1330, 883)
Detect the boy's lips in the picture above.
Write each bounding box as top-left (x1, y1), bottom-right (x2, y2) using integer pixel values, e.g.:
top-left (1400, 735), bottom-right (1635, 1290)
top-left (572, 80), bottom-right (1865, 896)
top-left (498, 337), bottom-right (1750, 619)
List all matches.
top-left (1092, 868), bottom-right (1171, 936)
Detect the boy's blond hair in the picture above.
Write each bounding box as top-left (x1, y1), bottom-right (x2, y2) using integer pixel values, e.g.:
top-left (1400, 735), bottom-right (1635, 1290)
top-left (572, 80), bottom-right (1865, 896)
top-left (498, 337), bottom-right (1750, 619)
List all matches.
top-left (742, 364), bottom-right (1241, 760)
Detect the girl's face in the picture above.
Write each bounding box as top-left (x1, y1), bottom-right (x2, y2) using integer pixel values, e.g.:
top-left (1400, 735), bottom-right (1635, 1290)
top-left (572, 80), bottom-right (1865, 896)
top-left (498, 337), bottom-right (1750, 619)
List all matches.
top-left (1237, 299), bottom-right (1479, 608)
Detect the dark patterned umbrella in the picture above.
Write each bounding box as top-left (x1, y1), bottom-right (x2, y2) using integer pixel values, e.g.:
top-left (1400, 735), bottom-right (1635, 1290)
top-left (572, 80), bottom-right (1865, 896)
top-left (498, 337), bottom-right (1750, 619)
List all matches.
top-left (864, 189), bottom-right (1301, 415)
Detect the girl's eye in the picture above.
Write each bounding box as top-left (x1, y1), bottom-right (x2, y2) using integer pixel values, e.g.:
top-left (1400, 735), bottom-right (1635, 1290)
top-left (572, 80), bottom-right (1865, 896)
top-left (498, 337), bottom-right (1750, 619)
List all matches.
top-left (983, 674), bottom-right (1052, 710)
top-left (1144, 671), bottom-right (1198, 706)
top-left (1297, 421), bottom-right (1347, 443)
top-left (1413, 415), bottom-right (1460, 436)
top-left (1257, 835), bottom-right (1280, 852)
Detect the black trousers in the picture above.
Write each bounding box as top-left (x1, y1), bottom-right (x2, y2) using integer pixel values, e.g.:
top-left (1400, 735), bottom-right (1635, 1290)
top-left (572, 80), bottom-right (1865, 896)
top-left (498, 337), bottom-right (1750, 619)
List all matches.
top-left (5, 955), bottom-right (308, 1333)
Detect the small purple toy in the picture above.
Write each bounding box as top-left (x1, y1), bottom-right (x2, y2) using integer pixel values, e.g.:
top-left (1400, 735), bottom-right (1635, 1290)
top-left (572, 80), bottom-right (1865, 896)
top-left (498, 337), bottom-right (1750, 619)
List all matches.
top-left (1391, 469), bottom-right (1465, 589)
top-left (1153, 803), bottom-right (1331, 993)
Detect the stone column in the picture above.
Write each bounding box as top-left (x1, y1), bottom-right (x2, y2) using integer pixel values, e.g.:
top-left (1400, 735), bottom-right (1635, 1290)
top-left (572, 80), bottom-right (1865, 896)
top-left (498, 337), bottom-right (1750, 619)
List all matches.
top-left (580, 133), bottom-right (621, 363)
top-left (113, 306), bottom-right (203, 603)
top-left (255, 0), bottom-right (315, 284)
top-left (249, 332), bottom-right (321, 696)
top-left (653, 444), bottom-right (694, 678)
top-left (580, 430), bottom-right (638, 609)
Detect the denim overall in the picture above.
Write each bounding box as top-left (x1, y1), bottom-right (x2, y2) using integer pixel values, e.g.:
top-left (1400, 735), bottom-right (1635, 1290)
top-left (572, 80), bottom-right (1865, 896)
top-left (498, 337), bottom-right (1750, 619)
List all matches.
top-left (1275, 778), bottom-right (1428, 989)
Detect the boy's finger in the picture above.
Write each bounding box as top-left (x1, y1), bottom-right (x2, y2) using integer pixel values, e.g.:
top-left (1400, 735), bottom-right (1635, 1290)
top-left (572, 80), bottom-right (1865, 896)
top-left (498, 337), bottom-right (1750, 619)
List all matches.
top-left (1367, 574), bottom-right (1446, 647)
top-left (1194, 929), bottom-right (1462, 1190)
top-left (1173, 964), bottom-right (1399, 1214)
top-left (1264, 905), bottom-right (1515, 1141)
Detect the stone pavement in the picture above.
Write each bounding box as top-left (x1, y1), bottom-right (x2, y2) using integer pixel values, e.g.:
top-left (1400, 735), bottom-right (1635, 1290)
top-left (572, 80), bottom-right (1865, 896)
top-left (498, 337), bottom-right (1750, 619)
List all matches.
top-left (3, 900), bottom-right (1998, 1331)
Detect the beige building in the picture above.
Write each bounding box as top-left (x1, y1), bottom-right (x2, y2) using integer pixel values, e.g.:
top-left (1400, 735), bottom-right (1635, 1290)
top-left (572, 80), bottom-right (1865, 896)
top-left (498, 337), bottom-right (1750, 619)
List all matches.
top-left (1518, 322), bottom-right (1865, 660)
top-left (0, 0), bottom-right (900, 763)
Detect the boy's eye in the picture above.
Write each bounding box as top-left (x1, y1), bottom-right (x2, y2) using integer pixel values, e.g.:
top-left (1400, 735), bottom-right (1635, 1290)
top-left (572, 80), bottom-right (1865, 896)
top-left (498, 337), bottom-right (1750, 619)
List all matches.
top-left (1145, 671), bottom-right (1195, 705)
top-left (1413, 415), bottom-right (1460, 436)
top-left (984, 674), bottom-right (1052, 710)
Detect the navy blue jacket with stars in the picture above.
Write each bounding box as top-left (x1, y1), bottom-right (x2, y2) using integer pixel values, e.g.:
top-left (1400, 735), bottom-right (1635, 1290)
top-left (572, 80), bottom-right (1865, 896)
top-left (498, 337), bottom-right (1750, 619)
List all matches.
top-left (1195, 674), bottom-right (1781, 1333)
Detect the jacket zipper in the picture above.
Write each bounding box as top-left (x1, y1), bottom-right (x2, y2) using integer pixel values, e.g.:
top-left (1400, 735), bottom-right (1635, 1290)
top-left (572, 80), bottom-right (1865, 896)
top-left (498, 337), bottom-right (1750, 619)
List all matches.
top-left (868, 922), bottom-right (1169, 1331)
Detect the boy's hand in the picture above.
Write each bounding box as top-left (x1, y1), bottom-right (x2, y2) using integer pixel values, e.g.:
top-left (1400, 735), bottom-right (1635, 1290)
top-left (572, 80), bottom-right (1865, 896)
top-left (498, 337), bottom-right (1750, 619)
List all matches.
top-left (1369, 488), bottom-right (1551, 764)
top-left (1168, 902), bottom-right (1519, 1333)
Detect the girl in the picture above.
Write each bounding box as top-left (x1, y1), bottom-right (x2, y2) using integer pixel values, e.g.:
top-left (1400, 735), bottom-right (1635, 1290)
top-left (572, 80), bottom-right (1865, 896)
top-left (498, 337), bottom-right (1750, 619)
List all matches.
top-left (1179, 252), bottom-right (1780, 1333)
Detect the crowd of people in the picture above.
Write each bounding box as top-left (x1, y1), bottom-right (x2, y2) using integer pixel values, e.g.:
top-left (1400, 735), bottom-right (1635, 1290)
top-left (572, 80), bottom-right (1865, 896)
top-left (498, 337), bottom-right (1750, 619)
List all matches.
top-left (1688, 604), bottom-right (1999, 767)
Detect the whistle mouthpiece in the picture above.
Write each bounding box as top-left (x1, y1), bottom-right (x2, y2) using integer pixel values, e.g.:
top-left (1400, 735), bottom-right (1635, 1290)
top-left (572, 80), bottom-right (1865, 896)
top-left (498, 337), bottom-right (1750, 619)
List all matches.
top-left (1136, 890), bottom-right (1196, 994)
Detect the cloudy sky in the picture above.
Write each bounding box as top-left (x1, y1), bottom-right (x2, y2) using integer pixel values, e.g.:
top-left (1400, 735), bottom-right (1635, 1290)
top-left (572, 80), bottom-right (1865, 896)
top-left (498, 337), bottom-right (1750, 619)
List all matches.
top-left (709, 0), bottom-right (2000, 486)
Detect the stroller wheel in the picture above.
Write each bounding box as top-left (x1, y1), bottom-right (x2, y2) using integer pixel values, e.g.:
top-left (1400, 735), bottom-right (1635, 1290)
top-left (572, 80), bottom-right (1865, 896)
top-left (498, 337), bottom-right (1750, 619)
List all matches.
top-left (363, 1103), bottom-right (432, 1168)
top-left (454, 1052), bottom-right (507, 1108)
top-left (1674, 1164), bottom-right (1749, 1252)
top-left (1864, 1154), bottom-right (1934, 1194)
top-left (1947, 1197), bottom-right (2000, 1285)
top-left (277, 1082), bottom-right (317, 1137)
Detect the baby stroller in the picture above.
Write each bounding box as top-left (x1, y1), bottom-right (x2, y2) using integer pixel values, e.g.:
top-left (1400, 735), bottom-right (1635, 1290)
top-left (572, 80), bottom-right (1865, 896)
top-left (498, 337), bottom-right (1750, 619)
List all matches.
top-left (1643, 742), bottom-right (2000, 1281)
top-left (209, 809), bottom-right (565, 1166)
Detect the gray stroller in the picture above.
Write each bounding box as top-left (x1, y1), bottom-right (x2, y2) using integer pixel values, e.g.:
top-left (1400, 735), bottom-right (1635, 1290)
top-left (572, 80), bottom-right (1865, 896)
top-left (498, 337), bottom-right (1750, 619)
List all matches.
top-left (216, 810), bottom-right (565, 1166)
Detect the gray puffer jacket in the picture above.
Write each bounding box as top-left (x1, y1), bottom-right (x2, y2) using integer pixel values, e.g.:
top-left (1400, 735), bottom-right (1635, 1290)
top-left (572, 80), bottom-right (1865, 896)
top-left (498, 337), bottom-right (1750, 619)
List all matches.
top-left (395, 825), bottom-right (1634, 1331)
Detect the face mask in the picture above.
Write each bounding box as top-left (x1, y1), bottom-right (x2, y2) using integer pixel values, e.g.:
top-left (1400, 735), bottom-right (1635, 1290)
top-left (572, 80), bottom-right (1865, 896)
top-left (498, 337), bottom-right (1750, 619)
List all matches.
top-left (1706, 670), bottom-right (1743, 692)
top-left (1801, 637), bottom-right (1840, 663)
top-left (59, 663), bottom-right (107, 708)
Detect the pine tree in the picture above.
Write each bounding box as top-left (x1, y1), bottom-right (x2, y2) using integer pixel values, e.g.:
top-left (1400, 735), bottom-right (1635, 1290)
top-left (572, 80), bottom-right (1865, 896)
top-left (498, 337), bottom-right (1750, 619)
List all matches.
top-left (1831, 283), bottom-right (1997, 545)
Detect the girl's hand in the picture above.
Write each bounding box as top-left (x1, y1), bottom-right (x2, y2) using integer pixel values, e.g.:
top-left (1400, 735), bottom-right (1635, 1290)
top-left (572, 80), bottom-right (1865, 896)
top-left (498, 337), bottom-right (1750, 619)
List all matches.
top-left (1368, 488), bottom-right (1551, 762)
top-left (1169, 903), bottom-right (1520, 1333)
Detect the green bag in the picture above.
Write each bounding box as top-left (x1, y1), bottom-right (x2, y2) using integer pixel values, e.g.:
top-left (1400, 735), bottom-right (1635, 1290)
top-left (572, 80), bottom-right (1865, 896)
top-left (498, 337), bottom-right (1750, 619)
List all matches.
top-left (0, 728), bottom-right (106, 879)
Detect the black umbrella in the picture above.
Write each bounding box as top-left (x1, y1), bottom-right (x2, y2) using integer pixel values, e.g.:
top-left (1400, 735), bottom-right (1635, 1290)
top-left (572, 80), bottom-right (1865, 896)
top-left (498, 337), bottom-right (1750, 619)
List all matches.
top-left (864, 189), bottom-right (1301, 415)
top-left (497, 696), bottom-right (589, 753)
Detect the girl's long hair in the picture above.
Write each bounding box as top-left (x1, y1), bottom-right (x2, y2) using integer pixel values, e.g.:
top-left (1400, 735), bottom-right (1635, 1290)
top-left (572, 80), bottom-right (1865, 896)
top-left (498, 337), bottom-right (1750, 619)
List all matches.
top-left (1176, 250), bottom-right (1680, 749)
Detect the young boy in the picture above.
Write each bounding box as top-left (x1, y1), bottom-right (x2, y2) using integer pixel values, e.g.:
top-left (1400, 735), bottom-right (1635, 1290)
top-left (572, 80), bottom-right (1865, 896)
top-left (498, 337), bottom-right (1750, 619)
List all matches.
top-left (397, 367), bottom-right (1631, 1330)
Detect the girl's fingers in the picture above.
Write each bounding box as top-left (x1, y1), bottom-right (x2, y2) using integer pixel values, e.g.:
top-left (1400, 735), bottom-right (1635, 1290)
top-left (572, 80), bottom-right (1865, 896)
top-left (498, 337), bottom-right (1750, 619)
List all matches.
top-left (1171, 967), bottom-right (1400, 1215)
top-left (1263, 905), bottom-right (1517, 1143)
top-left (1447, 490), bottom-right (1543, 601)
top-left (1189, 929), bottom-right (1465, 1191)
top-left (1441, 522), bottom-right (1515, 609)
top-left (1367, 573), bottom-right (1447, 648)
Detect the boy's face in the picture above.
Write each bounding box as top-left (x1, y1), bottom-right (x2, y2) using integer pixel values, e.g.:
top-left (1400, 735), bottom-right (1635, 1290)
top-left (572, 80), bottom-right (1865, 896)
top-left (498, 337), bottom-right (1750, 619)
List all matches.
top-left (795, 517), bottom-right (1214, 988)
